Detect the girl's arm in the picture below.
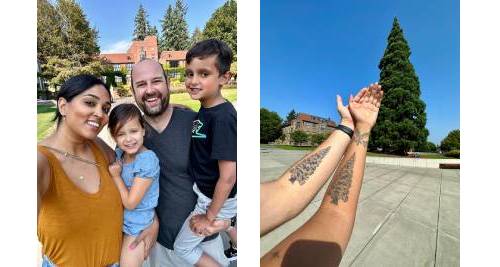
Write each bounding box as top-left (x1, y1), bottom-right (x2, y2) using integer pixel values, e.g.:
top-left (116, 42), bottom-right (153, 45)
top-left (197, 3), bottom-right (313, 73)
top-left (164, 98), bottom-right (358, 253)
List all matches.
top-left (260, 90), bottom-right (364, 236)
top-left (261, 84), bottom-right (383, 267)
top-left (108, 162), bottom-right (153, 210)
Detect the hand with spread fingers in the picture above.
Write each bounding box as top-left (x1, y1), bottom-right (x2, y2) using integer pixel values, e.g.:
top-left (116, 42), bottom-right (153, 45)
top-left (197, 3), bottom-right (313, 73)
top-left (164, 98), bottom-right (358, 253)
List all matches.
top-left (348, 83), bottom-right (384, 132)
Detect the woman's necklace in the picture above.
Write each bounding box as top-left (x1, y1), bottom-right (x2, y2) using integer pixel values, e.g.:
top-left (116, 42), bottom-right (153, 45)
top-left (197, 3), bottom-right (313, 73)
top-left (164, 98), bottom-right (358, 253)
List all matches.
top-left (42, 145), bottom-right (100, 181)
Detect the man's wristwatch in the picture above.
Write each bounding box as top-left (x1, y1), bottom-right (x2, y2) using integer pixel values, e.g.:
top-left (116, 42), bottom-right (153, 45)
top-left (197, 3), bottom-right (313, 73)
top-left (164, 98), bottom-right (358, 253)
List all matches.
top-left (335, 124), bottom-right (354, 138)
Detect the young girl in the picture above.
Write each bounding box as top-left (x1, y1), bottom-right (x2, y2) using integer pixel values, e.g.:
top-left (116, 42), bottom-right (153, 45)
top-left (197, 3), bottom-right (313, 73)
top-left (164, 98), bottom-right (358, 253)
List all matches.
top-left (107, 103), bottom-right (160, 267)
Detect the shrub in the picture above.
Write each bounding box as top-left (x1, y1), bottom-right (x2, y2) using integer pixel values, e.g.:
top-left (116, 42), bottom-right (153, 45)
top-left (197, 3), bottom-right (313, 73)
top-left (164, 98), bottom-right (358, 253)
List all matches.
top-left (444, 149), bottom-right (460, 158)
top-left (115, 86), bottom-right (131, 97)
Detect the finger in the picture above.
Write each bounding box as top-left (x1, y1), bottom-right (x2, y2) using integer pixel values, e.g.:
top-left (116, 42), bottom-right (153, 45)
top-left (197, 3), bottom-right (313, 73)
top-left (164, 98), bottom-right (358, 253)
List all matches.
top-left (349, 94), bottom-right (353, 103)
top-left (336, 95), bottom-right (344, 109)
top-left (354, 87), bottom-right (368, 102)
top-left (129, 232), bottom-right (144, 249)
top-left (143, 241), bottom-right (152, 260)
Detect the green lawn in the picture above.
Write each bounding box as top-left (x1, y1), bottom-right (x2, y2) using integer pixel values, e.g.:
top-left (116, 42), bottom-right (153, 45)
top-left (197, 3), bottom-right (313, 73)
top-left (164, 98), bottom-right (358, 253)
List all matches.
top-left (37, 88), bottom-right (237, 141)
top-left (37, 104), bottom-right (57, 141)
top-left (171, 88), bottom-right (237, 111)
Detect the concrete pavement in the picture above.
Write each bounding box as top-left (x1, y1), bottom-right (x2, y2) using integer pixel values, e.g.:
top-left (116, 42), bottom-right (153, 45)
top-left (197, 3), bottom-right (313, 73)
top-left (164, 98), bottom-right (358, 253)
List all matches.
top-left (260, 147), bottom-right (459, 266)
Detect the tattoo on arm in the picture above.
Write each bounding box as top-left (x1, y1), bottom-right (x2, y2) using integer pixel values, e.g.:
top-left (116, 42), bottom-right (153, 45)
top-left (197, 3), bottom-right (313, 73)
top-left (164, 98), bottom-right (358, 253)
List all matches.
top-left (353, 130), bottom-right (370, 148)
top-left (329, 154), bottom-right (355, 205)
top-left (289, 146), bottom-right (331, 185)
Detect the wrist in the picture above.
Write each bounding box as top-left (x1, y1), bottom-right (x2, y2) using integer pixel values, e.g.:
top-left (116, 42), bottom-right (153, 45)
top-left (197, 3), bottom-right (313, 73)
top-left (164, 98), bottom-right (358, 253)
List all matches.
top-left (206, 210), bottom-right (216, 222)
top-left (354, 123), bottom-right (372, 133)
top-left (340, 119), bottom-right (354, 130)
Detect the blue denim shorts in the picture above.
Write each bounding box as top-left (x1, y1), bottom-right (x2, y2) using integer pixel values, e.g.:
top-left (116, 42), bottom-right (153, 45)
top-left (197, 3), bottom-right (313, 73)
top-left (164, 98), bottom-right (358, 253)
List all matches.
top-left (42, 255), bottom-right (119, 267)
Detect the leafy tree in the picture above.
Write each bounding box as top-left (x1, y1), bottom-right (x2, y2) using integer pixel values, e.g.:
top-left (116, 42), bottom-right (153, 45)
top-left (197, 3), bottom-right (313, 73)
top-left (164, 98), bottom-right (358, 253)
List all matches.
top-left (260, 108), bottom-right (282, 144)
top-left (369, 18), bottom-right (429, 155)
top-left (133, 4), bottom-right (150, 41)
top-left (37, 0), bottom-right (66, 63)
top-left (310, 133), bottom-right (328, 146)
top-left (41, 57), bottom-right (105, 87)
top-left (291, 130), bottom-right (309, 146)
top-left (203, 0), bottom-right (237, 58)
top-left (190, 27), bottom-right (204, 47)
top-left (160, 0), bottom-right (190, 51)
top-left (440, 129), bottom-right (460, 152)
top-left (286, 109), bottom-right (297, 123)
top-left (56, 0), bottom-right (100, 65)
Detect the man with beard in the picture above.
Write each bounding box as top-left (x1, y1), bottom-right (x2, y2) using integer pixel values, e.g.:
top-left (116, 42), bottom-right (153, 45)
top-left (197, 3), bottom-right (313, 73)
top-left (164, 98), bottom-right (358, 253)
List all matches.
top-left (129, 59), bottom-right (230, 267)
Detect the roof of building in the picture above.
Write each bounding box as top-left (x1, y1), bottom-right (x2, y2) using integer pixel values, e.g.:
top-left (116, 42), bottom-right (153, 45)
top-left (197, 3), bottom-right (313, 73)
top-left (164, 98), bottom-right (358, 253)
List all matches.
top-left (99, 53), bottom-right (133, 64)
top-left (296, 113), bottom-right (336, 127)
top-left (99, 35), bottom-right (158, 64)
top-left (159, 50), bottom-right (187, 63)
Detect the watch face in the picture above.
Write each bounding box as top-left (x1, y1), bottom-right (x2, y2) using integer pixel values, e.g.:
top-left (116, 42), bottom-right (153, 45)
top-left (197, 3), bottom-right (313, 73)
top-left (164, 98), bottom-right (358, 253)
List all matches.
top-left (231, 216), bottom-right (237, 226)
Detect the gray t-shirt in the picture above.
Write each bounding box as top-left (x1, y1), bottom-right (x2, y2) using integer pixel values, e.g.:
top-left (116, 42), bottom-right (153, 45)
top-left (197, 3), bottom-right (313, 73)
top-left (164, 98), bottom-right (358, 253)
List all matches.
top-left (143, 107), bottom-right (217, 250)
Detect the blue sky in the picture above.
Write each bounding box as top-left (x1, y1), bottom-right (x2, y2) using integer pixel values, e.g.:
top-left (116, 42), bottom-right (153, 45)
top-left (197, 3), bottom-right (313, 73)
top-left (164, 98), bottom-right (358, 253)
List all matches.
top-left (78, 0), bottom-right (226, 53)
top-left (261, 0), bottom-right (459, 144)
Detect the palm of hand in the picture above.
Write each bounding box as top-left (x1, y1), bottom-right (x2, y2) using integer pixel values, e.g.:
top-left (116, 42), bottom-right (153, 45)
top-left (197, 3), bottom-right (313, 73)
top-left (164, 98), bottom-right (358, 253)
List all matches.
top-left (349, 100), bottom-right (379, 127)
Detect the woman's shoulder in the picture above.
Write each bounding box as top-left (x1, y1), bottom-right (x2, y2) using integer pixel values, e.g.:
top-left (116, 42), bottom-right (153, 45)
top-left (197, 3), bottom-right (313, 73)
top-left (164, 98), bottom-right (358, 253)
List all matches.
top-left (95, 137), bottom-right (116, 163)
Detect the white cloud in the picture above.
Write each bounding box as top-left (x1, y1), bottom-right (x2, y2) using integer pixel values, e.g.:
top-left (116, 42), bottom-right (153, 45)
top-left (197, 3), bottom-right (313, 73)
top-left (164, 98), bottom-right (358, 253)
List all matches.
top-left (101, 40), bottom-right (131, 54)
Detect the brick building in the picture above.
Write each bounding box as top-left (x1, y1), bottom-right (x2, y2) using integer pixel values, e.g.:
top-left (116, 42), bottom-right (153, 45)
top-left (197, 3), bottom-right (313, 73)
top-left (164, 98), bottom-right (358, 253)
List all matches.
top-left (99, 36), bottom-right (160, 73)
top-left (159, 50), bottom-right (187, 68)
top-left (280, 112), bottom-right (337, 145)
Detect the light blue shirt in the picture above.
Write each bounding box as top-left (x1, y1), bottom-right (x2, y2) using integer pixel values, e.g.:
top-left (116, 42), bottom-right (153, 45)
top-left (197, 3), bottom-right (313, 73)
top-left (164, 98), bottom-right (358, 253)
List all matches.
top-left (116, 148), bottom-right (160, 236)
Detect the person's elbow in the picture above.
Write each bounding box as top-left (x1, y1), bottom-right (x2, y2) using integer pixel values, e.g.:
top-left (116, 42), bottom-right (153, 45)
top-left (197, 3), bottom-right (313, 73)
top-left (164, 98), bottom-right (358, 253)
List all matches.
top-left (123, 199), bottom-right (141, 210)
top-left (220, 173), bottom-right (236, 187)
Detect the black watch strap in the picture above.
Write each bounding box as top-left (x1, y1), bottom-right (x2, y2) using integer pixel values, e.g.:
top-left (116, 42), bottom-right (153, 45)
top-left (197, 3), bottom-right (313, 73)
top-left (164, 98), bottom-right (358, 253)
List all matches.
top-left (335, 124), bottom-right (354, 139)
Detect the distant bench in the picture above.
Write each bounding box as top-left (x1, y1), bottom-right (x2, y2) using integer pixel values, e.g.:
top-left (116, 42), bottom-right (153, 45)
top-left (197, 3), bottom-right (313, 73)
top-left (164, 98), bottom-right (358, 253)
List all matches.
top-left (439, 163), bottom-right (460, 169)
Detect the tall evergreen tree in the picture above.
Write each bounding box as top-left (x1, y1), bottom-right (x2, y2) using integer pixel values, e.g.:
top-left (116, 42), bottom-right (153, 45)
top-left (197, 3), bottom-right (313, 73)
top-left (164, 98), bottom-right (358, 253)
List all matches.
top-left (370, 18), bottom-right (429, 154)
top-left (133, 4), bottom-right (149, 41)
top-left (148, 25), bottom-right (158, 39)
top-left (160, 0), bottom-right (190, 51)
top-left (190, 27), bottom-right (204, 47)
top-left (203, 0), bottom-right (237, 57)
top-left (56, 0), bottom-right (100, 65)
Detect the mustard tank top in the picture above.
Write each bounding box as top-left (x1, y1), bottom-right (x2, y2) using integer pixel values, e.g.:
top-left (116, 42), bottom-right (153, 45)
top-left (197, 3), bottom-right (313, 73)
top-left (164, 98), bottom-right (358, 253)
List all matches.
top-left (37, 141), bottom-right (123, 266)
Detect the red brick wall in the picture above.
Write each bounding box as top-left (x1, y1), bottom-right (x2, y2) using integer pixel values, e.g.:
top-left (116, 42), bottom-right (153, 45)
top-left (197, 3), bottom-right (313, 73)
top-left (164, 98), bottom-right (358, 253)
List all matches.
top-left (127, 36), bottom-right (158, 63)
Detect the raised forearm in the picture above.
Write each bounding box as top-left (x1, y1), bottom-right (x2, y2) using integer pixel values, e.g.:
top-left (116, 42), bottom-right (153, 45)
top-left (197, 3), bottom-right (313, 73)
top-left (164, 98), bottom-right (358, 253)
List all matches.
top-left (316, 127), bottom-right (370, 236)
top-left (261, 128), bottom-right (371, 267)
top-left (260, 128), bottom-right (353, 235)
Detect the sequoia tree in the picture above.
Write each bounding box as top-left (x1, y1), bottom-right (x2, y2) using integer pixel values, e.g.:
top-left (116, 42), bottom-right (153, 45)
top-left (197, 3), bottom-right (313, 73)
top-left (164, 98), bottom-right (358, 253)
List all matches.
top-left (369, 18), bottom-right (429, 154)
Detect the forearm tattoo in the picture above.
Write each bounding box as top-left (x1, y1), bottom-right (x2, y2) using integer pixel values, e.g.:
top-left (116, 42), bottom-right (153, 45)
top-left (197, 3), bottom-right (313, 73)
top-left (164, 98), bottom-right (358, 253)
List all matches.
top-left (289, 146), bottom-right (331, 185)
top-left (353, 129), bottom-right (370, 148)
top-left (329, 154), bottom-right (355, 205)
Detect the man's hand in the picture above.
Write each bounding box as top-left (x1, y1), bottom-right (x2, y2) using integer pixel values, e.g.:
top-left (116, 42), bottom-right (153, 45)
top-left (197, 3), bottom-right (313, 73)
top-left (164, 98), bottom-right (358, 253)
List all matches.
top-left (349, 83), bottom-right (383, 132)
top-left (108, 160), bottom-right (122, 179)
top-left (189, 214), bottom-right (212, 236)
top-left (130, 215), bottom-right (159, 260)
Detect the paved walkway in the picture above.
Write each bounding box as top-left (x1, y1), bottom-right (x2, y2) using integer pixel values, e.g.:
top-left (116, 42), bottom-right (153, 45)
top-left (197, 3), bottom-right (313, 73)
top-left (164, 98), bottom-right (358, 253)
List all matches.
top-left (261, 148), bottom-right (459, 266)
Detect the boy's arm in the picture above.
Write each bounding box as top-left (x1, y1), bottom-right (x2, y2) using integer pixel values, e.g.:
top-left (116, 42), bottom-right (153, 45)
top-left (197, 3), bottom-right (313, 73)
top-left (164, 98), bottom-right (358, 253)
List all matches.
top-left (108, 162), bottom-right (154, 210)
top-left (190, 160), bottom-right (236, 234)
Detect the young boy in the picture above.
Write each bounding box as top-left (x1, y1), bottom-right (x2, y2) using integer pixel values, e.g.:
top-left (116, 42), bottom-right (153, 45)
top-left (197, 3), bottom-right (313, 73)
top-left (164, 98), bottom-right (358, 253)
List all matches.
top-left (173, 39), bottom-right (237, 266)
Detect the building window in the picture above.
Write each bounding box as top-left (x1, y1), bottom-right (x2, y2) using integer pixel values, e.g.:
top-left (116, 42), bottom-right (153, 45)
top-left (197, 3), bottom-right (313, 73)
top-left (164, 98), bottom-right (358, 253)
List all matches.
top-left (127, 64), bottom-right (133, 72)
top-left (114, 64), bottom-right (120, 71)
top-left (170, 60), bottom-right (179, 68)
top-left (295, 121), bottom-right (301, 129)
